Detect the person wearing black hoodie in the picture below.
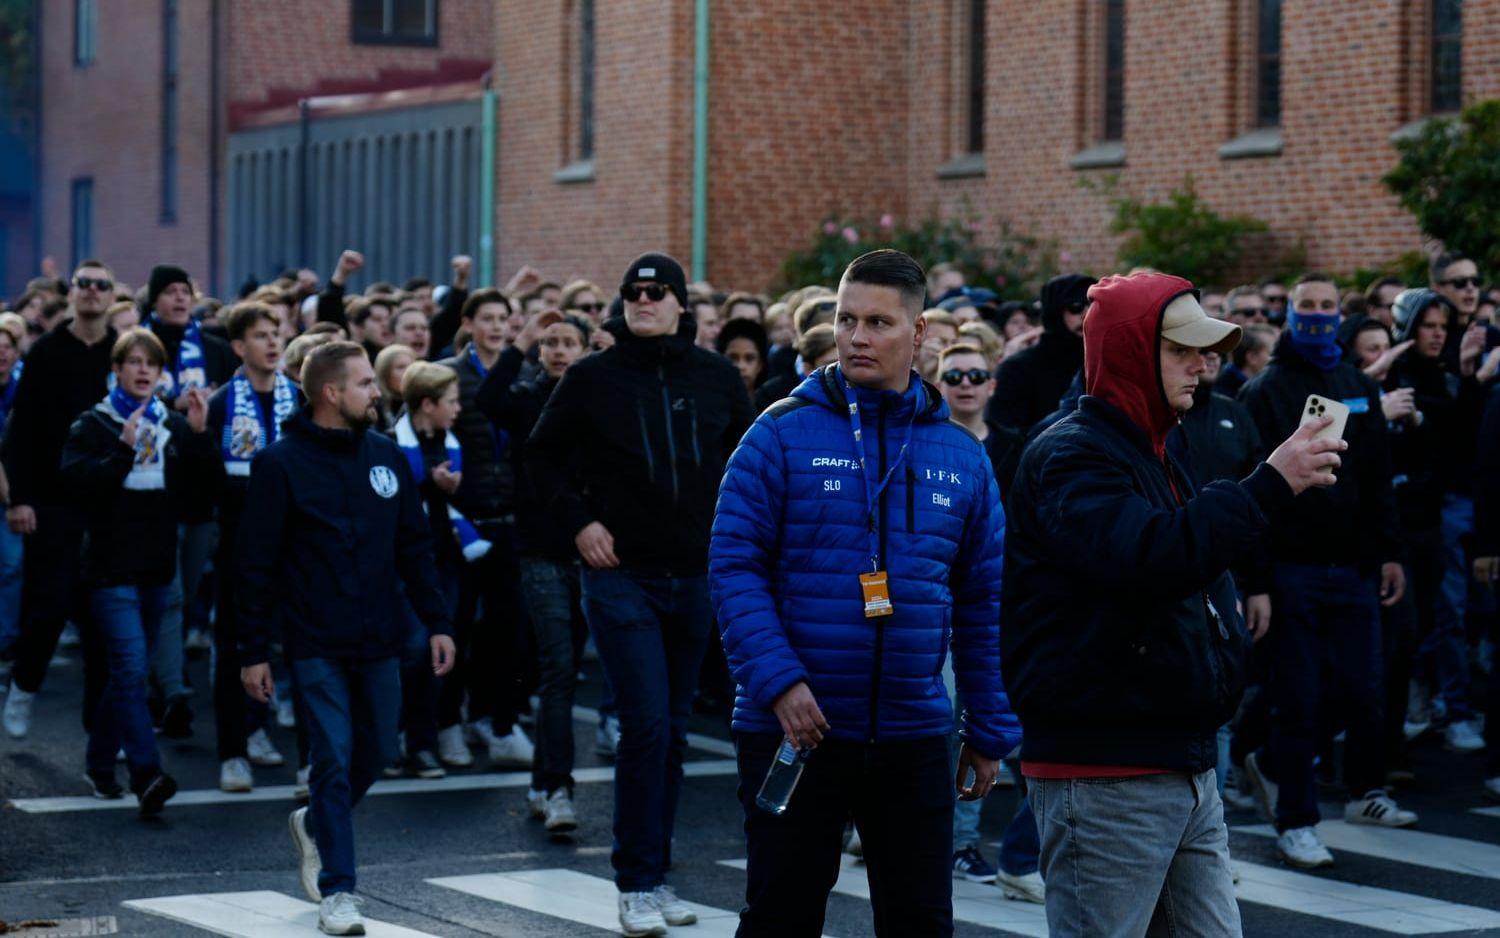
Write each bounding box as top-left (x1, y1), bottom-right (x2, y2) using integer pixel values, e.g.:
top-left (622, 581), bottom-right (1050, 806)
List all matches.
top-left (526, 252), bottom-right (752, 934)
top-left (1002, 273), bottom-right (1331, 935)
top-left (1238, 273), bottom-right (1413, 869)
top-left (61, 328), bottom-right (217, 815)
top-left (987, 273), bottom-right (1095, 433)
top-left (1472, 383), bottom-right (1500, 802)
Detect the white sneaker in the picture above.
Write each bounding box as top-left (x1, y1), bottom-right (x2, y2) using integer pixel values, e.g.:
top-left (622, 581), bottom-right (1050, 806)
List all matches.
top-left (247, 728), bottom-right (285, 767)
top-left (649, 884), bottom-right (696, 926)
top-left (466, 719), bottom-right (499, 751)
top-left (527, 788), bottom-right (547, 820)
top-left (488, 725), bottom-right (535, 768)
top-left (1484, 776), bottom-right (1500, 802)
top-left (996, 869), bottom-right (1045, 904)
top-left (1276, 826), bottom-right (1334, 868)
top-left (219, 757), bottom-right (254, 793)
top-left (58, 621), bottom-right (80, 649)
top-left (1403, 719), bottom-right (1431, 741)
top-left (1242, 751), bottom-right (1278, 824)
top-left (276, 697), bottom-right (296, 729)
top-left (318, 892), bottom-right (365, 936)
top-left (544, 789), bottom-right (578, 833)
top-left (290, 806), bottom-right (322, 900)
top-left (1445, 720), bottom-right (1485, 753)
top-left (3, 685), bottom-right (33, 738)
top-left (294, 765), bottom-right (311, 801)
top-left (1345, 791), bottom-right (1418, 828)
top-left (618, 891), bottom-right (668, 937)
top-left (184, 628), bottom-right (212, 653)
top-left (437, 724), bottom-right (473, 767)
top-left (595, 716), bottom-right (621, 758)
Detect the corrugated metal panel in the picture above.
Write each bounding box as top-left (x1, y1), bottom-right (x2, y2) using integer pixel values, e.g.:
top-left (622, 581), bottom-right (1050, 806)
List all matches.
top-left (226, 98), bottom-right (483, 293)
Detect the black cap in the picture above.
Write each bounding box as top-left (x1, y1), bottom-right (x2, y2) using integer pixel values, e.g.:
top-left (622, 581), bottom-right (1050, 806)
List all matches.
top-left (146, 265), bottom-right (192, 312)
top-left (620, 252), bottom-right (688, 310)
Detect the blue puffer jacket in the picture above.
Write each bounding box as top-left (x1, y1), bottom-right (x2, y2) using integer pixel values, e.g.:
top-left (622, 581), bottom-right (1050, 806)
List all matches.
top-left (710, 365), bottom-right (1021, 759)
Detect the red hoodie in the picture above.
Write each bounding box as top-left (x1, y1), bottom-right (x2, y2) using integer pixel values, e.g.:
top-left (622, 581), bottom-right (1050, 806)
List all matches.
top-left (1022, 273), bottom-right (1197, 783)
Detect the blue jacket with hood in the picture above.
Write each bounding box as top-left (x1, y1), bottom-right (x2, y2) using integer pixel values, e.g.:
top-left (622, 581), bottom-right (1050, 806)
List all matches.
top-left (710, 364), bottom-right (1020, 759)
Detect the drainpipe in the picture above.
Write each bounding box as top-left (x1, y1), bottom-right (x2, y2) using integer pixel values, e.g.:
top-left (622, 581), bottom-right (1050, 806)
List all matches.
top-left (297, 98), bottom-right (310, 270)
top-left (690, 0), bottom-right (708, 280)
top-left (480, 71), bottom-right (496, 288)
top-left (207, 0), bottom-right (221, 296)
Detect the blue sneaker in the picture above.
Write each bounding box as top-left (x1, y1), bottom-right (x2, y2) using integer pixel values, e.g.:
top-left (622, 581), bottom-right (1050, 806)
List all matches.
top-left (952, 846), bottom-right (998, 883)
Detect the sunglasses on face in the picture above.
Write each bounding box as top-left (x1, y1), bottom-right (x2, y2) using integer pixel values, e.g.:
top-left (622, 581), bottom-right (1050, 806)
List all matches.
top-left (73, 276), bottom-right (114, 292)
top-left (940, 368), bottom-right (991, 387)
top-left (1061, 301), bottom-right (1088, 315)
top-left (621, 283), bottom-right (670, 303)
top-left (571, 302), bottom-right (606, 314)
top-left (1443, 276), bottom-right (1482, 289)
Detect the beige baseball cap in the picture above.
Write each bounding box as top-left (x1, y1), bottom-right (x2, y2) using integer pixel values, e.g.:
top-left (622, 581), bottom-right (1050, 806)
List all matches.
top-left (1161, 293), bottom-right (1241, 357)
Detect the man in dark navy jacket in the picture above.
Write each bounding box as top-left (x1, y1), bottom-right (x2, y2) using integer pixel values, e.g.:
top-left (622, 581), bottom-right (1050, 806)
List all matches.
top-left (712, 250), bottom-right (1021, 937)
top-left (1003, 273), bottom-right (1341, 935)
top-left (236, 341), bottom-right (454, 936)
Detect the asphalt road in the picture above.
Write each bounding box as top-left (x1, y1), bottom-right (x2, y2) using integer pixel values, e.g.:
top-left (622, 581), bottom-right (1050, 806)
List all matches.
top-left (3, 647), bottom-right (1499, 937)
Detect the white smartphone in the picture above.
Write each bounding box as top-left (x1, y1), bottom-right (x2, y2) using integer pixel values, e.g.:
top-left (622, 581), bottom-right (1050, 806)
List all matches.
top-left (1298, 394), bottom-right (1351, 442)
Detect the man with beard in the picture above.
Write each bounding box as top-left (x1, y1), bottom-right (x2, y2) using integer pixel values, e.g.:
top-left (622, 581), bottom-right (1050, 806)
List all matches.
top-left (987, 274), bottom-right (1096, 433)
top-left (235, 341), bottom-right (455, 935)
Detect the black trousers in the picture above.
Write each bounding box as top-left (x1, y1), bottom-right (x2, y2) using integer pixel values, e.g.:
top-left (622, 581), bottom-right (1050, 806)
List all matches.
top-left (441, 521), bottom-right (526, 733)
top-left (735, 732), bottom-right (954, 938)
top-left (11, 503), bottom-right (89, 694)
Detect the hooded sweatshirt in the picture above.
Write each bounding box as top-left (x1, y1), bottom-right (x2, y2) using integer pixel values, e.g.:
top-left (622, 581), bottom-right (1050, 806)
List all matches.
top-left (987, 274), bottom-right (1095, 432)
top-left (1001, 273), bottom-right (1292, 774)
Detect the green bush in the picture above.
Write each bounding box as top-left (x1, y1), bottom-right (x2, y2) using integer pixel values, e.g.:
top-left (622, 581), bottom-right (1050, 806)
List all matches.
top-left (1384, 99), bottom-right (1500, 273)
top-left (776, 212), bottom-right (1057, 301)
top-left (1105, 177), bottom-right (1268, 286)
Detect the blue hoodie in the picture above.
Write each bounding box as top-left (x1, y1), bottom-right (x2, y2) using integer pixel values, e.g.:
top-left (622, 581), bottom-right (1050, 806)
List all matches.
top-left (710, 364), bottom-right (1020, 759)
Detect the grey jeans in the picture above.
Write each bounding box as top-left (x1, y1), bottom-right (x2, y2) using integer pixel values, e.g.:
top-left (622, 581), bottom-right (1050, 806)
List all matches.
top-left (1030, 770), bottom-right (1241, 938)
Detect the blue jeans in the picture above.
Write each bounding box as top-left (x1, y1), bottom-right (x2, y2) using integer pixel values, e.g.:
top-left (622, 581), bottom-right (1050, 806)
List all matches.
top-left (1263, 564), bottom-right (1384, 831)
top-left (291, 656), bottom-right (401, 896)
top-left (86, 585), bottom-right (170, 789)
top-left (581, 568), bottom-right (713, 891)
top-left (0, 522), bottom-right (22, 655)
top-left (1429, 495), bottom-right (1476, 720)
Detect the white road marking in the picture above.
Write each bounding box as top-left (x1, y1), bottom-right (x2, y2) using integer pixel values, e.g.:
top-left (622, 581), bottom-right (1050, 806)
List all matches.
top-left (430, 869), bottom-right (751, 937)
top-left (123, 891), bottom-right (437, 937)
top-left (1235, 821), bottom-right (1500, 880)
top-left (572, 704), bottom-right (737, 757)
top-left (1469, 806), bottom-right (1500, 819)
top-left (1234, 861), bottom-right (1500, 934)
top-left (7, 760), bottom-right (738, 814)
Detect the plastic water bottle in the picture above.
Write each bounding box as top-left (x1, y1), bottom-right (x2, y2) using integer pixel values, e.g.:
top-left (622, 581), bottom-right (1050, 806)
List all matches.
top-left (755, 737), bottom-right (813, 815)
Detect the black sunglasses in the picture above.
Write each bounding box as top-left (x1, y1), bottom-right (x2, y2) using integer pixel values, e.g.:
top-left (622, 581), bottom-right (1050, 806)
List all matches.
top-left (571, 302), bottom-right (606, 314)
top-left (621, 283), bottom-right (670, 303)
top-left (940, 368), bottom-right (991, 387)
top-left (1061, 301), bottom-right (1088, 315)
top-left (1443, 276), bottom-right (1482, 289)
top-left (73, 276), bottom-right (114, 292)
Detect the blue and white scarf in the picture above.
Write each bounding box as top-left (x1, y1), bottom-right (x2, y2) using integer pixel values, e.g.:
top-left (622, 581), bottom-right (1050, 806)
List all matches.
top-left (465, 344), bottom-right (510, 460)
top-left (98, 385), bottom-right (171, 491)
top-left (221, 371), bottom-right (297, 477)
top-left (393, 413), bottom-right (492, 562)
top-left (148, 315), bottom-right (208, 397)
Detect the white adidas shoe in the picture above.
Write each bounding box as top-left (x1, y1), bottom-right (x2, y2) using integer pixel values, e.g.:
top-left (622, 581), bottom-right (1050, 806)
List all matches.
top-left (247, 728), bottom-right (285, 767)
top-left (219, 757), bottom-right (253, 793)
top-left (650, 884), bottom-right (696, 926)
top-left (318, 892), bottom-right (364, 936)
top-left (1345, 791), bottom-right (1418, 828)
top-left (618, 891), bottom-right (668, 937)
top-left (1276, 826), bottom-right (1334, 868)
top-left (488, 725), bottom-right (535, 768)
top-left (436, 724), bottom-right (473, 767)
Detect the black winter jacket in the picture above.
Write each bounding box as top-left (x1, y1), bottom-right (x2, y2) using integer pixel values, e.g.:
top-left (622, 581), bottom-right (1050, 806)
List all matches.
top-left (526, 316), bottom-right (754, 576)
top-left (437, 349), bottom-right (517, 523)
top-left (987, 329), bottom-right (1083, 433)
top-left (1179, 388), bottom-right (1264, 488)
top-left (1002, 396), bottom-right (1294, 771)
top-left (1475, 385), bottom-right (1500, 559)
top-left (1238, 333), bottom-right (1402, 569)
top-left (61, 405), bottom-right (219, 588)
top-left (235, 410), bottom-right (452, 666)
top-left (1384, 351), bottom-right (1484, 531)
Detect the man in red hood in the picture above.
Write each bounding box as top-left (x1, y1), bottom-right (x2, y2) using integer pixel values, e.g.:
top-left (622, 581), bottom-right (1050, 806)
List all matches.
top-left (1000, 272), bottom-right (1343, 935)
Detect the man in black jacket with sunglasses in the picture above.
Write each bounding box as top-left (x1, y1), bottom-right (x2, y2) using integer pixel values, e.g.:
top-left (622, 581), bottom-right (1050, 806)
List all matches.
top-left (987, 274), bottom-right (1097, 434)
top-left (527, 252), bottom-right (752, 935)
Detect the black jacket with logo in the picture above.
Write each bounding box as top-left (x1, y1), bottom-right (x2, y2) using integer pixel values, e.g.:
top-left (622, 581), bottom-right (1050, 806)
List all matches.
top-left (235, 410), bottom-right (452, 666)
top-left (526, 316), bottom-right (753, 576)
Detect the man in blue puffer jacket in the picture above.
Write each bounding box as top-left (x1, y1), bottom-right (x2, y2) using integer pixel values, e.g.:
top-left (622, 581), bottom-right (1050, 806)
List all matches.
top-left (711, 249), bottom-right (1021, 938)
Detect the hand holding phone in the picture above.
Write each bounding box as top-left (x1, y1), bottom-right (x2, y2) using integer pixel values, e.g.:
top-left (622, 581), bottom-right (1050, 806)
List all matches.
top-left (1298, 395), bottom-right (1351, 443)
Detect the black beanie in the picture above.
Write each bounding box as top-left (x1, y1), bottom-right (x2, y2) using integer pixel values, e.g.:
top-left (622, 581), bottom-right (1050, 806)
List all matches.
top-left (620, 252), bottom-right (688, 310)
top-left (146, 265), bottom-right (192, 312)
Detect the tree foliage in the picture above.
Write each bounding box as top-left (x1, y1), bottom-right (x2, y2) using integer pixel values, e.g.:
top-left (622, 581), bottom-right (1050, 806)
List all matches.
top-left (1384, 99), bottom-right (1500, 273)
top-left (1106, 177), bottom-right (1267, 285)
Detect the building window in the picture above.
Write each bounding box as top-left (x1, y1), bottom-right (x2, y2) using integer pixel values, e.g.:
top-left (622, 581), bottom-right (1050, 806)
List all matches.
top-left (71, 178), bottom-right (94, 268)
top-left (161, 0), bottom-right (178, 223)
top-left (1431, 0), bottom-right (1462, 113)
top-left (351, 0), bottom-right (437, 46)
top-left (579, 0), bottom-right (595, 160)
top-left (1255, 0), bottom-right (1281, 126)
top-left (74, 0), bottom-right (96, 66)
top-left (1102, 0), bottom-right (1125, 141)
top-left (965, 0), bottom-right (986, 154)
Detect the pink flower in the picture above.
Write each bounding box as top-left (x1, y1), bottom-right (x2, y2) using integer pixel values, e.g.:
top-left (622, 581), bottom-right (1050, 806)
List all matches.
top-left (879, 213), bottom-right (895, 229)
top-left (823, 221), bottom-right (838, 235)
top-left (842, 226), bottom-right (860, 244)
top-left (995, 274), bottom-right (1007, 287)
top-left (1059, 250), bottom-right (1073, 265)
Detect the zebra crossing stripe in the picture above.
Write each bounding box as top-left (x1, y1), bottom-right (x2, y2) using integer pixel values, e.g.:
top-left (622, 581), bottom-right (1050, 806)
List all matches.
top-left (429, 869), bottom-right (753, 937)
top-left (123, 891), bottom-right (438, 937)
top-left (1470, 806), bottom-right (1500, 819)
top-left (1235, 821), bottom-right (1500, 880)
top-left (1234, 861), bottom-right (1500, 934)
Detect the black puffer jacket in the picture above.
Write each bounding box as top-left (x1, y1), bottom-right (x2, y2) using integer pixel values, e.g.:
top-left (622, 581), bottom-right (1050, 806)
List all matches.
top-left (1385, 351), bottom-right (1483, 532)
top-left (526, 316), bottom-right (753, 576)
top-left (437, 348), bottom-right (517, 523)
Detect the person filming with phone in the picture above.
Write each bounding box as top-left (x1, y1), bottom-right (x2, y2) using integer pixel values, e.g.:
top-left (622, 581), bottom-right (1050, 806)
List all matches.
top-left (1002, 271), bottom-right (1345, 935)
top-left (1237, 272), bottom-right (1412, 871)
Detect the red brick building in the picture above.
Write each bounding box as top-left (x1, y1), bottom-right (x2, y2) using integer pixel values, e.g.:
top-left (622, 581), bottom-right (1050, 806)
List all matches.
top-left (37, 0), bottom-right (492, 294)
top-left (497, 0), bottom-right (1497, 292)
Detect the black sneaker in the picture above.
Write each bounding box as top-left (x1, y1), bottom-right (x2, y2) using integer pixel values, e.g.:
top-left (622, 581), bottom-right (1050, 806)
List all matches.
top-left (160, 699), bottom-right (194, 739)
top-left (408, 750), bottom-right (446, 779)
top-left (83, 770), bottom-right (124, 800)
top-left (136, 772), bottom-right (178, 818)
